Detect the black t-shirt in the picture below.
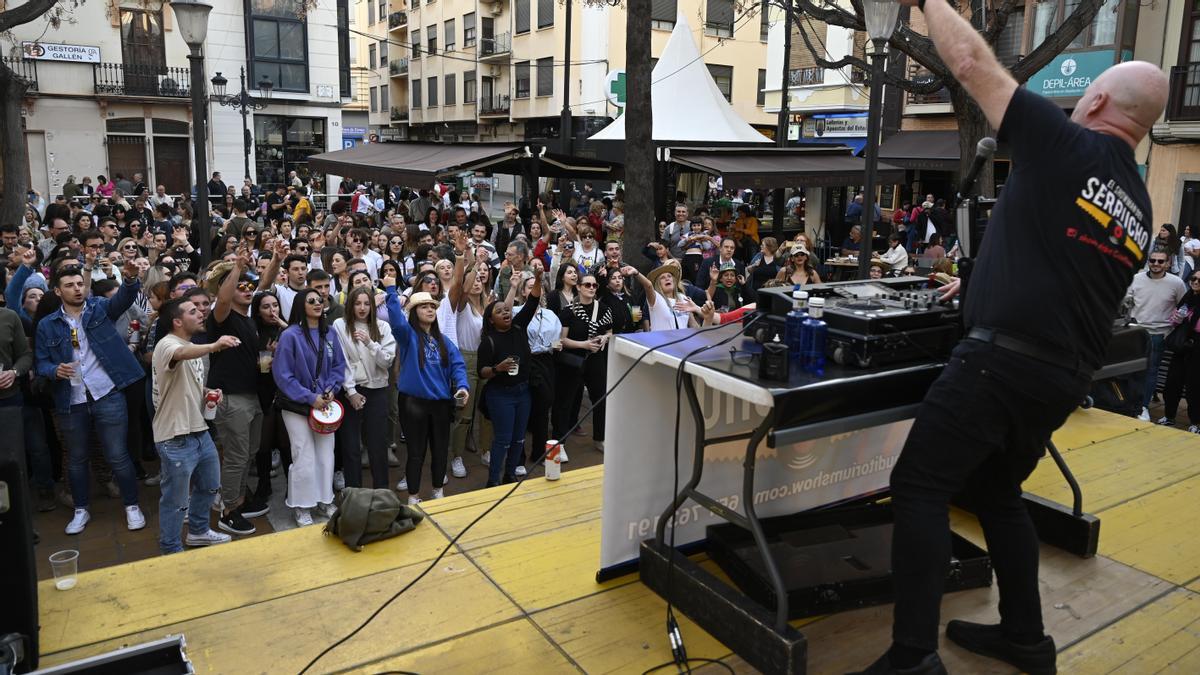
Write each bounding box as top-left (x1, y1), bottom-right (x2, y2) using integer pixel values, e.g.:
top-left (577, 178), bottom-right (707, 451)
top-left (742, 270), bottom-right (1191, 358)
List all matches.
top-left (559, 300), bottom-right (614, 359)
top-left (964, 87), bottom-right (1152, 370)
top-left (205, 308), bottom-right (260, 394)
top-left (602, 293), bottom-right (636, 335)
top-left (476, 299), bottom-right (538, 387)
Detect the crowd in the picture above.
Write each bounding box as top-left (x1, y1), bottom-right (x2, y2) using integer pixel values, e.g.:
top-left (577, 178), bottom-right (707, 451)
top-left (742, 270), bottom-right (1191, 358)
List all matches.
top-left (2, 170), bottom-right (971, 554)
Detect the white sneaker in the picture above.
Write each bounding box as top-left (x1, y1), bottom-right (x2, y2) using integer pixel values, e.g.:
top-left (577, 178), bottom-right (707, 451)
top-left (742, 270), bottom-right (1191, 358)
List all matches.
top-left (481, 450), bottom-right (490, 466)
top-left (1189, 425), bottom-right (1200, 434)
top-left (407, 495), bottom-right (422, 506)
top-left (65, 508), bottom-right (90, 535)
top-left (387, 448), bottom-right (401, 466)
top-left (294, 507), bottom-right (314, 527)
top-left (514, 465), bottom-right (528, 477)
top-left (186, 529), bottom-right (232, 547)
top-left (396, 477), bottom-right (408, 492)
top-left (1138, 407), bottom-right (1151, 422)
top-left (430, 487), bottom-right (444, 500)
top-left (333, 470), bottom-right (346, 492)
top-left (125, 505), bottom-right (146, 531)
top-left (451, 456), bottom-right (467, 478)
top-left (1156, 416), bottom-right (1174, 426)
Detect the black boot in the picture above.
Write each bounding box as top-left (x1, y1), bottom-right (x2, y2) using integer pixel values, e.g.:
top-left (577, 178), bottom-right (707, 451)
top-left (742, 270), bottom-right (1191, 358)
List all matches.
top-left (946, 620), bottom-right (1056, 675)
top-left (847, 652), bottom-right (947, 675)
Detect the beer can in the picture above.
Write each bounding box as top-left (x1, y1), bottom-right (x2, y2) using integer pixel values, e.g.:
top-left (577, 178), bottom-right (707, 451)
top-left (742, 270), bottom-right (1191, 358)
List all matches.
top-left (545, 440), bottom-right (562, 481)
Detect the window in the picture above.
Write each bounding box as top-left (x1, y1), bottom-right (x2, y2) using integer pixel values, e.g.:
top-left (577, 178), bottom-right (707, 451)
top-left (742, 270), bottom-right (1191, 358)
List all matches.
top-left (378, 0), bottom-right (386, 24)
top-left (464, 13), bottom-right (476, 47)
top-left (1032, 0), bottom-right (1120, 51)
top-left (427, 25), bottom-right (437, 55)
top-left (428, 76), bottom-right (438, 106)
top-left (413, 81), bottom-right (422, 107)
top-left (381, 85), bottom-right (389, 112)
top-left (756, 68), bottom-right (766, 106)
top-left (705, 0), bottom-right (734, 37)
top-left (995, 8), bottom-right (1024, 66)
top-left (446, 73), bottom-right (456, 104)
top-left (253, 116), bottom-right (325, 188)
top-left (411, 29), bottom-right (420, 59)
top-left (368, 0), bottom-right (375, 25)
top-left (445, 19), bottom-right (455, 51)
top-left (651, 0), bottom-right (677, 30)
top-left (760, 0), bottom-right (770, 42)
top-left (536, 56), bottom-right (553, 96)
top-left (247, 0), bottom-right (309, 92)
top-left (120, 9), bottom-right (165, 69)
top-left (370, 86), bottom-right (378, 112)
top-left (349, 36), bottom-right (357, 65)
top-left (516, 0), bottom-right (531, 34)
top-left (465, 70), bottom-right (476, 102)
top-left (515, 61), bottom-right (531, 98)
top-left (337, 0), bottom-right (350, 97)
top-left (380, 40), bottom-right (388, 66)
top-left (707, 64), bottom-right (732, 102)
top-left (538, 0), bottom-right (554, 29)
top-left (369, 43), bottom-right (377, 69)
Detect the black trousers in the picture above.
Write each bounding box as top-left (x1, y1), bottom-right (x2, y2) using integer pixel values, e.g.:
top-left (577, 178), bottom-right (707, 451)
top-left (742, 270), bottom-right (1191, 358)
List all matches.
top-left (337, 386), bottom-right (390, 489)
top-left (1161, 348), bottom-right (1200, 424)
top-left (889, 339), bottom-right (1089, 651)
top-left (553, 350), bottom-right (607, 442)
top-left (401, 395), bottom-right (452, 494)
top-left (524, 353), bottom-right (556, 464)
top-left (253, 387), bottom-right (291, 499)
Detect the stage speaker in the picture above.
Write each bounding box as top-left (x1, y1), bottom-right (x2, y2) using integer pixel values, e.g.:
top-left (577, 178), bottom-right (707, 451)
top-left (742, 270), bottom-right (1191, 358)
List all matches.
top-left (0, 420), bottom-right (39, 674)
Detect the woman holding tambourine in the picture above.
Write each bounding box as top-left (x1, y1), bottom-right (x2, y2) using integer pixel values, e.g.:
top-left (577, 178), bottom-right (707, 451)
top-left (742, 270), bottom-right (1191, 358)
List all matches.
top-left (273, 287), bottom-right (347, 527)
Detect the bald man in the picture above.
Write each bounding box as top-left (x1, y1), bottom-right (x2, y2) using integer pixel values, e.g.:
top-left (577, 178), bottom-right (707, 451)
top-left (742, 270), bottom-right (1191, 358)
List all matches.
top-left (849, 3), bottom-right (1169, 675)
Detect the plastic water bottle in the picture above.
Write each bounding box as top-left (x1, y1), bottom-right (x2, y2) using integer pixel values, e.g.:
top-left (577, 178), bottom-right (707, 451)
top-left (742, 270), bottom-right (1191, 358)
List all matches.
top-left (802, 297), bottom-right (827, 376)
top-left (785, 288), bottom-right (808, 364)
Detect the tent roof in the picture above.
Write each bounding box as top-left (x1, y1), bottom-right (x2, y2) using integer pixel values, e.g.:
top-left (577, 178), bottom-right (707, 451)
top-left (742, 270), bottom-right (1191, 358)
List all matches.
top-left (877, 131), bottom-right (960, 171)
top-left (588, 12), bottom-right (771, 144)
top-left (668, 147), bottom-right (906, 188)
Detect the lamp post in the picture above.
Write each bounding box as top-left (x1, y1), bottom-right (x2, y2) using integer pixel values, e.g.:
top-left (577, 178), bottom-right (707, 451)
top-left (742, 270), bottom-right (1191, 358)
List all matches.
top-left (211, 68), bottom-right (274, 185)
top-left (170, 0), bottom-right (214, 267)
top-left (856, 0), bottom-right (900, 281)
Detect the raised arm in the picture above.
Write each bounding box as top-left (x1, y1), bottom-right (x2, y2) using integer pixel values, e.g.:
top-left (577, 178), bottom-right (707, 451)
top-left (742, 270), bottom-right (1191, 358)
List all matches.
top-left (916, 0), bottom-right (1017, 130)
top-left (448, 231), bottom-right (469, 311)
top-left (257, 238), bottom-right (286, 293)
top-left (622, 265), bottom-right (657, 307)
top-left (214, 247), bottom-right (251, 324)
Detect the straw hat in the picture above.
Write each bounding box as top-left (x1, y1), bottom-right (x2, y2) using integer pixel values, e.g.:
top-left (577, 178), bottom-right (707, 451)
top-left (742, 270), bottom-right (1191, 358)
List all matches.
top-left (407, 291), bottom-right (439, 309)
top-left (646, 259), bottom-right (682, 286)
top-left (203, 261), bottom-right (237, 296)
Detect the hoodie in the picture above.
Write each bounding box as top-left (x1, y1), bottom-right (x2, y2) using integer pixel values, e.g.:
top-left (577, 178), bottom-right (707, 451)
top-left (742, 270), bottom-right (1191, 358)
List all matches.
top-left (384, 287), bottom-right (468, 400)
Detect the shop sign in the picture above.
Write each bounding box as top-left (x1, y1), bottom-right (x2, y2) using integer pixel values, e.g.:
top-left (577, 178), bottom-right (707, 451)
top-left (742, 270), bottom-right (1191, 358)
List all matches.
top-left (1028, 49), bottom-right (1118, 98)
top-left (342, 126), bottom-right (367, 138)
top-left (802, 113), bottom-right (868, 138)
top-left (22, 41), bottom-right (100, 63)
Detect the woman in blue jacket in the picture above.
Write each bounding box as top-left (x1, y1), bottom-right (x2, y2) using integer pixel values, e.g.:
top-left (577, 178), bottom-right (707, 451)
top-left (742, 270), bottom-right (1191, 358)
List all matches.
top-left (383, 271), bottom-right (468, 505)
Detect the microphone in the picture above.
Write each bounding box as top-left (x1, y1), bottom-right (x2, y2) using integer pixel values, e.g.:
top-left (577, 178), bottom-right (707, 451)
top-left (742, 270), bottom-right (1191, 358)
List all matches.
top-left (956, 137), bottom-right (998, 202)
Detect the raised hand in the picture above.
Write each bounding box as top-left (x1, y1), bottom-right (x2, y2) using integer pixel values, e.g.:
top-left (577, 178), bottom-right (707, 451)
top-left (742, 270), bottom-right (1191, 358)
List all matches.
top-left (213, 335), bottom-right (242, 351)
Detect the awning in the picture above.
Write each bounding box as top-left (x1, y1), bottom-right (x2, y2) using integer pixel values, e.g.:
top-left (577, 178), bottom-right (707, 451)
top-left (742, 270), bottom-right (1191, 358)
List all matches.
top-left (306, 142), bottom-right (621, 184)
top-left (876, 130), bottom-right (959, 171)
top-left (668, 147), bottom-right (905, 189)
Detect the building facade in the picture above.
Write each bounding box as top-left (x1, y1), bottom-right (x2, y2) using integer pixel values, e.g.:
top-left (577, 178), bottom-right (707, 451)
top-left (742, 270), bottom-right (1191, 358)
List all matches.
top-left (12, 0), bottom-right (350, 197)
top-left (1144, 0), bottom-right (1200, 232)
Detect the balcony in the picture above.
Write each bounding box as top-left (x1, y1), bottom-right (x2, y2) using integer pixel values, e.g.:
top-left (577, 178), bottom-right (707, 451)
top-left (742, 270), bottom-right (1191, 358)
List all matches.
top-left (1167, 64), bottom-right (1200, 123)
top-left (2, 57), bottom-right (39, 93)
top-left (390, 58), bottom-right (409, 77)
top-left (787, 67), bottom-right (824, 87)
top-left (94, 63), bottom-right (191, 98)
top-left (479, 33), bottom-right (511, 60)
top-left (391, 106), bottom-right (409, 122)
top-left (479, 94), bottom-right (510, 117)
top-left (389, 11), bottom-right (408, 29)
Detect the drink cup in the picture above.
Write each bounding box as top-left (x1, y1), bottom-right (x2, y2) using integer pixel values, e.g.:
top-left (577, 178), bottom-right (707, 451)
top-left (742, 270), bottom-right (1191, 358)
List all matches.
top-left (454, 389), bottom-right (468, 408)
top-left (50, 550), bottom-right (79, 590)
top-left (68, 361), bottom-right (82, 387)
top-left (258, 351), bottom-right (273, 373)
top-left (509, 356), bottom-right (520, 376)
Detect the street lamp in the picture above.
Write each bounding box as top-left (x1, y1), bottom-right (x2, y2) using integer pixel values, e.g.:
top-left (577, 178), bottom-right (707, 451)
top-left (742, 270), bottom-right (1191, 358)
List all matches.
top-left (211, 67), bottom-right (274, 185)
top-left (856, 0), bottom-right (901, 280)
top-left (170, 0), bottom-right (214, 267)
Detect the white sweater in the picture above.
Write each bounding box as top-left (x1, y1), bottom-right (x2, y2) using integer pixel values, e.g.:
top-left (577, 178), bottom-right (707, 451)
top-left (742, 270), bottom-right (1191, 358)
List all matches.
top-left (332, 318), bottom-right (397, 394)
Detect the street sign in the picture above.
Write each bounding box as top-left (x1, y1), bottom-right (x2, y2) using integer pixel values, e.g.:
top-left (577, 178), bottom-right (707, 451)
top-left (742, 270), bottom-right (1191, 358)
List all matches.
top-left (21, 41), bottom-right (100, 63)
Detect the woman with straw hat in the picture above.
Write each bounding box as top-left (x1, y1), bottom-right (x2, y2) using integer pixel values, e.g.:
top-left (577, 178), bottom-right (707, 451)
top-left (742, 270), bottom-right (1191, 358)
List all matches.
top-left (624, 259), bottom-right (701, 331)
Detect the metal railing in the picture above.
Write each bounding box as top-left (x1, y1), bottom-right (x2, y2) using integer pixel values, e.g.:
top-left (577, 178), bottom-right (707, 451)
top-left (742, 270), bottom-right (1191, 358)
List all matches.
top-left (94, 62), bottom-right (191, 98)
top-left (390, 58), bottom-right (409, 76)
top-left (389, 11), bottom-right (408, 28)
top-left (850, 67), bottom-right (867, 84)
top-left (479, 94), bottom-right (510, 115)
top-left (788, 67), bottom-right (823, 86)
top-left (1167, 64), bottom-right (1200, 122)
top-left (905, 64), bottom-right (949, 105)
top-left (480, 33), bottom-right (511, 57)
top-left (1, 57), bottom-right (38, 93)
top-left (391, 106), bottom-right (409, 121)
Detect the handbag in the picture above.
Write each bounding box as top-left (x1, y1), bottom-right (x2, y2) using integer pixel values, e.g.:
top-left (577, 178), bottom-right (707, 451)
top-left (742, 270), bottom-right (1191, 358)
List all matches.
top-left (1165, 319), bottom-right (1195, 353)
top-left (555, 301), bottom-right (598, 371)
top-left (274, 333), bottom-right (327, 414)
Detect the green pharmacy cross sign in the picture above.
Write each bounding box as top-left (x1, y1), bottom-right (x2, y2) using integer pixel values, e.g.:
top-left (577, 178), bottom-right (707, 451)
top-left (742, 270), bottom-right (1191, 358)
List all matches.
top-left (606, 70), bottom-right (627, 115)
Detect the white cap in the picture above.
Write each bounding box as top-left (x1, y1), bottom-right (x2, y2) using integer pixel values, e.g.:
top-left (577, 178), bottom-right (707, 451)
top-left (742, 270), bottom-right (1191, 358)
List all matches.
top-left (792, 288), bottom-right (808, 299)
top-left (809, 297), bottom-right (825, 308)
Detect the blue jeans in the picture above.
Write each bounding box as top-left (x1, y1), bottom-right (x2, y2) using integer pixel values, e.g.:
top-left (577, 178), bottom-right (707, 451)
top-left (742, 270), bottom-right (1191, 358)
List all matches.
top-left (55, 389), bottom-right (138, 509)
top-left (1142, 332), bottom-right (1166, 409)
top-left (485, 382), bottom-right (531, 487)
top-left (156, 430), bottom-right (221, 554)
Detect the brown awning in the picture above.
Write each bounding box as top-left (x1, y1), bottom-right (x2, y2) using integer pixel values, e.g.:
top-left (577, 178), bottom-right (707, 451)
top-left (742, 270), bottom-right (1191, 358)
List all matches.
top-left (877, 131), bottom-right (959, 171)
top-left (667, 147), bottom-right (905, 189)
top-left (306, 142), bottom-right (523, 185)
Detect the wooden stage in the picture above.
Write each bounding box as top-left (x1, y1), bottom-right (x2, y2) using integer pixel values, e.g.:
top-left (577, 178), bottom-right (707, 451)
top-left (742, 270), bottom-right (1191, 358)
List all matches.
top-left (36, 408), bottom-right (1200, 674)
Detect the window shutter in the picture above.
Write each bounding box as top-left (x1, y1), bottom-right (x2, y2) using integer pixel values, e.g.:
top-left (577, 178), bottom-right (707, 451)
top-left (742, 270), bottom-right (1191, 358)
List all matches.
top-left (538, 0), bottom-right (554, 28)
top-left (706, 0), bottom-right (734, 30)
top-left (516, 0), bottom-right (530, 33)
top-left (537, 56), bottom-right (553, 95)
top-left (446, 73), bottom-right (456, 104)
top-left (651, 0), bottom-right (677, 23)
top-left (789, 21), bottom-right (826, 71)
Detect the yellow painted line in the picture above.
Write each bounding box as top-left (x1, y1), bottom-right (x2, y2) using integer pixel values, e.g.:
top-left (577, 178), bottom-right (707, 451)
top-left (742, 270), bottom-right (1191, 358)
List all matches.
top-left (1058, 589), bottom-right (1200, 674)
top-left (1096, 475), bottom-right (1200, 585)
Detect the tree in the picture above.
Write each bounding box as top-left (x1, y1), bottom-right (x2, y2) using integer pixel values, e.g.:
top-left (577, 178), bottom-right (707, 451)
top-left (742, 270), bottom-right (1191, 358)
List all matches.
top-left (787, 0), bottom-right (1107, 196)
top-left (0, 0), bottom-right (64, 226)
top-left (624, 0), bottom-right (654, 268)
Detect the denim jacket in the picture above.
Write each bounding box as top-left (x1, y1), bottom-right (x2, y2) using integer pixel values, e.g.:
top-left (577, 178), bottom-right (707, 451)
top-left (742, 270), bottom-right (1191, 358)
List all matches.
top-left (35, 278), bottom-right (145, 412)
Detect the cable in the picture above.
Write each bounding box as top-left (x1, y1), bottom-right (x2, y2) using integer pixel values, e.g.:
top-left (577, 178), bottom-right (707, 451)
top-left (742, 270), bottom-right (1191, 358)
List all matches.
top-left (296, 313), bottom-right (758, 675)
top-left (641, 657), bottom-right (736, 675)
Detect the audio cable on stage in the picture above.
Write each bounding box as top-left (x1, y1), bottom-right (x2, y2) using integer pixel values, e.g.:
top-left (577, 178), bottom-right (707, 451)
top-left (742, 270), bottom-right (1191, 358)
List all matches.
top-left (297, 316), bottom-right (759, 675)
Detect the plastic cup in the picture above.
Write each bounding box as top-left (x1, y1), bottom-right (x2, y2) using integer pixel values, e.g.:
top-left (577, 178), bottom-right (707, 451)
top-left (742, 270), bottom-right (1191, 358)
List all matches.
top-left (258, 350), bottom-right (273, 373)
top-left (49, 550), bottom-right (79, 590)
top-left (68, 361), bottom-right (82, 387)
top-left (509, 356), bottom-right (520, 376)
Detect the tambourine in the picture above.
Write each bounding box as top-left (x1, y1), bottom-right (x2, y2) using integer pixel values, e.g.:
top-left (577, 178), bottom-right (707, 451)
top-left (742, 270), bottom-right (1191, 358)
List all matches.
top-left (309, 399), bottom-right (344, 434)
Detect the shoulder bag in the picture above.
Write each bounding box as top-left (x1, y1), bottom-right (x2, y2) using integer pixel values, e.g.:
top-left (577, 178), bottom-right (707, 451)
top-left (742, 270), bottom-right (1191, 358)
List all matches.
top-left (1166, 316), bottom-right (1195, 353)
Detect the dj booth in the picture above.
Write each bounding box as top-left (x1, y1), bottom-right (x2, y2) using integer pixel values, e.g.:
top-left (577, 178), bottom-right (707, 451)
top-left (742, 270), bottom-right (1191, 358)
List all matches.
top-left (602, 276), bottom-right (1149, 675)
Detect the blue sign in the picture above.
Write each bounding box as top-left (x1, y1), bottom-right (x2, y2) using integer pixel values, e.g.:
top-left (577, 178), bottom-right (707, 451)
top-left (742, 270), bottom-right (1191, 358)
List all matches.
top-left (342, 126), bottom-right (367, 137)
top-left (1029, 49), bottom-right (1120, 98)
top-left (342, 139), bottom-right (357, 149)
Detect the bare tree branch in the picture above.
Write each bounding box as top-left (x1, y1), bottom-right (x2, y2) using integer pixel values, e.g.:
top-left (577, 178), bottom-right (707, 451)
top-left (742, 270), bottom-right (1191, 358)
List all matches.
top-left (981, 0), bottom-right (1022, 45)
top-left (0, 0), bottom-right (59, 33)
top-left (792, 14), bottom-right (944, 95)
top-left (1011, 0), bottom-right (1105, 81)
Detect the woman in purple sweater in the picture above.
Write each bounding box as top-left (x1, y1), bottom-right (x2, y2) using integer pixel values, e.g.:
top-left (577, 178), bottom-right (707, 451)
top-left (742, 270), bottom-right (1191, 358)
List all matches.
top-left (273, 287), bottom-right (347, 526)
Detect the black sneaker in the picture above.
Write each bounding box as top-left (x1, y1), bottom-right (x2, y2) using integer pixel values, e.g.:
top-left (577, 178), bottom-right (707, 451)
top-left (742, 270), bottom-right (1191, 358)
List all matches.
top-left (218, 511), bottom-right (256, 536)
top-left (847, 652), bottom-right (947, 675)
top-left (945, 620), bottom-right (1056, 675)
top-left (240, 497), bottom-right (270, 518)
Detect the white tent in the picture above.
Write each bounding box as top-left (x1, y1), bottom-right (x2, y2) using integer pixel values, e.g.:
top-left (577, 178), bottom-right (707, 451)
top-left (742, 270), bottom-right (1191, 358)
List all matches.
top-left (588, 12), bottom-right (772, 144)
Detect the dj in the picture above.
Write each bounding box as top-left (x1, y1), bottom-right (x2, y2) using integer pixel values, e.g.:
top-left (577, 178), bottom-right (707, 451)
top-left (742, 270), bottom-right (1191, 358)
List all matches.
top-left (851, 2), bottom-right (1168, 675)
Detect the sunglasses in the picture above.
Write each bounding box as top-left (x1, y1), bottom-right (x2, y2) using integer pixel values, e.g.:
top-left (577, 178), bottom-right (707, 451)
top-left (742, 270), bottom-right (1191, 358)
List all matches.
top-left (1150, 259), bottom-right (1167, 264)
top-left (244, 231), bottom-right (257, 237)
top-left (1191, 277), bottom-right (1200, 283)
top-left (580, 282), bottom-right (597, 288)
top-left (236, 281), bottom-right (256, 291)
top-left (123, 244), bottom-right (138, 250)
top-left (581, 234), bottom-right (594, 240)
top-left (305, 296), bottom-right (324, 306)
